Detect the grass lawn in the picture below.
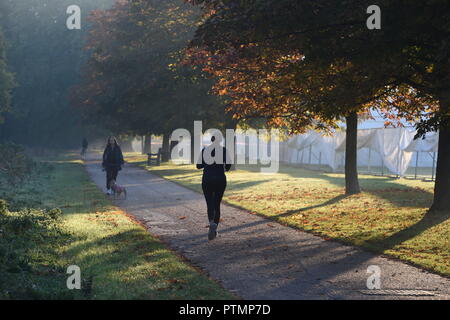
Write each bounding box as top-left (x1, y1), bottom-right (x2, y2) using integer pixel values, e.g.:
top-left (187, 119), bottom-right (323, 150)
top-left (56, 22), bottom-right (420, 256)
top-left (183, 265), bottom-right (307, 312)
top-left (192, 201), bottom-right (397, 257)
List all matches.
top-left (125, 153), bottom-right (450, 277)
top-left (0, 152), bottom-right (234, 299)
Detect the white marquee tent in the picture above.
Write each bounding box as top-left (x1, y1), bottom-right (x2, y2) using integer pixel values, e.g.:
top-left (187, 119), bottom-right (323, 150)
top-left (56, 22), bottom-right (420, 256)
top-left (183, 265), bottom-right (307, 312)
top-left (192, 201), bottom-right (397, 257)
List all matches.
top-left (282, 128), bottom-right (438, 175)
top-left (236, 127), bottom-right (439, 177)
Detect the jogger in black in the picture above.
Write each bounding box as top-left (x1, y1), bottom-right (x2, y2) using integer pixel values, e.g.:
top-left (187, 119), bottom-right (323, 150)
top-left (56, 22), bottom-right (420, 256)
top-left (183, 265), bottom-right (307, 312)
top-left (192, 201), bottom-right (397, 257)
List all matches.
top-left (202, 175), bottom-right (226, 225)
top-left (197, 133), bottom-right (231, 240)
top-left (102, 136), bottom-right (125, 195)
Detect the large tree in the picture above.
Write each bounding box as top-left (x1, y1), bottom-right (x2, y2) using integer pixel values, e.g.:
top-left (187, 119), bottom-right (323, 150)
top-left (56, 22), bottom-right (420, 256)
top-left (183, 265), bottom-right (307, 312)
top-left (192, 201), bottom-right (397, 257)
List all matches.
top-left (185, 1), bottom-right (381, 194)
top-left (74, 0), bottom-right (229, 160)
top-left (187, 0), bottom-right (449, 207)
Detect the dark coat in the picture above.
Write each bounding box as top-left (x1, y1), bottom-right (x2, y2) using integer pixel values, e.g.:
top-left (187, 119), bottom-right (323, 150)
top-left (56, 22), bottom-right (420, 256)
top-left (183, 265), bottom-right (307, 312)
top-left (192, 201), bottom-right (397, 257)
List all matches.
top-left (102, 144), bottom-right (124, 170)
top-left (196, 146), bottom-right (232, 177)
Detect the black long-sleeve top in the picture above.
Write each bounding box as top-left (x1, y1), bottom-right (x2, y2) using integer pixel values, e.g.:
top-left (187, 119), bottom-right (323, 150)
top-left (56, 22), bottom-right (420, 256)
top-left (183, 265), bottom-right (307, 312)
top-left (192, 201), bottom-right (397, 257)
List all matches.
top-left (102, 144), bottom-right (124, 170)
top-left (196, 146), bottom-right (232, 177)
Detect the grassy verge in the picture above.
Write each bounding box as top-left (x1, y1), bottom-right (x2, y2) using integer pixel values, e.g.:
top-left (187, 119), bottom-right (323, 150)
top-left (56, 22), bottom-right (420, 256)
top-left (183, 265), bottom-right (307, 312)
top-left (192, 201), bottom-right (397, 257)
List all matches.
top-left (0, 152), bottom-right (234, 299)
top-left (125, 153), bottom-right (450, 277)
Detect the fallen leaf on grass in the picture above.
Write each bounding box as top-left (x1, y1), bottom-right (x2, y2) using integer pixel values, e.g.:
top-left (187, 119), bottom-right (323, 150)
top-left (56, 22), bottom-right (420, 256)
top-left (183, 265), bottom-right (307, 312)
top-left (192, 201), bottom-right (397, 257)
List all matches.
top-left (166, 279), bottom-right (186, 284)
top-left (179, 216), bottom-right (186, 220)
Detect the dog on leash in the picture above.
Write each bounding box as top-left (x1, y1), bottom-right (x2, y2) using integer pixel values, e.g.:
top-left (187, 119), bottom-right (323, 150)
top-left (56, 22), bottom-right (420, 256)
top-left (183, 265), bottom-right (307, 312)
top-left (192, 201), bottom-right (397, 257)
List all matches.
top-left (110, 180), bottom-right (127, 199)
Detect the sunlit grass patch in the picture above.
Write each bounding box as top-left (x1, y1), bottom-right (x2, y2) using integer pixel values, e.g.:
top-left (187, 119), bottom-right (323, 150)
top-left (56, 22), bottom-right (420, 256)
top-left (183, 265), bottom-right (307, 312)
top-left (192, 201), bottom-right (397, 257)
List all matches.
top-left (1, 153), bottom-right (234, 300)
top-left (52, 157), bottom-right (234, 300)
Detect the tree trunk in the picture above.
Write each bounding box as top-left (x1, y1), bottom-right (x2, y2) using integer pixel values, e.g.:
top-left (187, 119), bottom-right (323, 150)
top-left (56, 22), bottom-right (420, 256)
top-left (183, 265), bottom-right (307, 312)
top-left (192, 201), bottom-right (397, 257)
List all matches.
top-left (345, 111), bottom-right (361, 195)
top-left (143, 135), bottom-right (152, 154)
top-left (161, 132), bottom-right (170, 162)
top-left (191, 136), bottom-right (196, 164)
top-left (430, 94), bottom-right (450, 212)
top-left (190, 122), bottom-right (199, 164)
top-left (230, 135), bottom-right (237, 171)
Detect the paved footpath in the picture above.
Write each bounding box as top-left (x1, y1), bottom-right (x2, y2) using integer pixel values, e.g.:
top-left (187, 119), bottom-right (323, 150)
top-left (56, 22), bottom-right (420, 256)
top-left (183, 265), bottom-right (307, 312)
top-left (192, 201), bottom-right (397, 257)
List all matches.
top-left (85, 155), bottom-right (449, 300)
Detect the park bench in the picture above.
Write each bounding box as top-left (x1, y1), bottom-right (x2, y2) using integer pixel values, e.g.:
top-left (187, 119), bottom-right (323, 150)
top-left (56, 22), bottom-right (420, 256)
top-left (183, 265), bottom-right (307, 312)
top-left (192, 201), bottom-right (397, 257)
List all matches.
top-left (147, 148), bottom-right (162, 166)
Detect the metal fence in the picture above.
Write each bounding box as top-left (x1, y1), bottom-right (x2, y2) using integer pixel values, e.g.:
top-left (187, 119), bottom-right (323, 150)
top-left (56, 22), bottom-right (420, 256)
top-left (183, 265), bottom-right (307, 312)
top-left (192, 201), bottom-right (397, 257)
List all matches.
top-left (285, 145), bottom-right (437, 181)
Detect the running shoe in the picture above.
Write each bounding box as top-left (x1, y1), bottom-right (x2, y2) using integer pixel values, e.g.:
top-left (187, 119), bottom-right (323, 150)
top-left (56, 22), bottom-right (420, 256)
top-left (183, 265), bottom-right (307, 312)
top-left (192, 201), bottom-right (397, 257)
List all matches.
top-left (208, 222), bottom-right (218, 240)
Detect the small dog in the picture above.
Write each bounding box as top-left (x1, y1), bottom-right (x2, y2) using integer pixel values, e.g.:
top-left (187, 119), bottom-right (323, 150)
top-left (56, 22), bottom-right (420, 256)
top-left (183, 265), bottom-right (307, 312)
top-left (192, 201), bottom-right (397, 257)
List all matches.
top-left (110, 180), bottom-right (127, 199)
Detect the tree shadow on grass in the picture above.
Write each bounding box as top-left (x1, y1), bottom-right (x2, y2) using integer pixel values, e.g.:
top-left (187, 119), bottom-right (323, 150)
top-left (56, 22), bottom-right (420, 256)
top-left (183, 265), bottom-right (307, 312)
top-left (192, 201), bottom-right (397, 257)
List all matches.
top-left (144, 168), bottom-right (272, 194)
top-left (366, 209), bottom-right (450, 251)
top-left (322, 175), bottom-right (431, 209)
top-left (145, 165), bottom-right (272, 189)
top-left (63, 229), bottom-right (232, 300)
top-left (269, 167), bottom-right (447, 256)
top-left (241, 163), bottom-right (433, 209)
top-left (229, 164), bottom-right (448, 266)
top-left (227, 179), bottom-right (273, 192)
top-left (272, 194), bottom-right (349, 219)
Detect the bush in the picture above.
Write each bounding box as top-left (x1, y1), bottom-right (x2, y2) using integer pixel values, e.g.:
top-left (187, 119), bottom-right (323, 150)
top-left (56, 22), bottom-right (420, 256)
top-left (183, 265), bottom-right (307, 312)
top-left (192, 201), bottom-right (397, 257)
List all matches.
top-left (0, 142), bottom-right (34, 185)
top-left (0, 147), bottom-right (73, 299)
top-left (0, 146), bottom-right (55, 211)
top-left (0, 200), bottom-right (71, 299)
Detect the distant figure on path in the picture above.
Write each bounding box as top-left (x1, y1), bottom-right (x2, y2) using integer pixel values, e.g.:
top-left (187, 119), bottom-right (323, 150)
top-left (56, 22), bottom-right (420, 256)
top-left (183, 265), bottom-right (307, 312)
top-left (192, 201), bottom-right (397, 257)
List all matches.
top-left (102, 136), bottom-right (125, 195)
top-left (197, 133), bottom-right (231, 240)
top-left (81, 137), bottom-right (88, 157)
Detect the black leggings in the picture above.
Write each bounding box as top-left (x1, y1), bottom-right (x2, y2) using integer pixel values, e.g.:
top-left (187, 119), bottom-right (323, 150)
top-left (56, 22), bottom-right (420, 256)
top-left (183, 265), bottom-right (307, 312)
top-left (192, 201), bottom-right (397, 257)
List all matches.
top-left (106, 168), bottom-right (119, 190)
top-left (202, 176), bottom-right (226, 225)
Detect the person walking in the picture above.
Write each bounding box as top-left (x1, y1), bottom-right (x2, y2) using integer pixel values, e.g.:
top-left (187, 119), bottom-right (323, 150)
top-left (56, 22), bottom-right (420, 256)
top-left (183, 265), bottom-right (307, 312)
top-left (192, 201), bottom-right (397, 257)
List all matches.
top-left (102, 136), bottom-right (125, 195)
top-left (196, 133), bottom-right (232, 240)
top-left (81, 138), bottom-right (88, 157)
